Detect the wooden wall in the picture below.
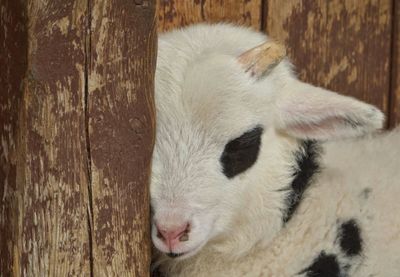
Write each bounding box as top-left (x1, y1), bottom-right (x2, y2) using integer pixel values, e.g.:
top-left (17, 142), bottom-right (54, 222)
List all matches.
top-left (391, 1), bottom-right (400, 127)
top-left (157, 0), bottom-right (400, 128)
top-left (0, 0), bottom-right (156, 276)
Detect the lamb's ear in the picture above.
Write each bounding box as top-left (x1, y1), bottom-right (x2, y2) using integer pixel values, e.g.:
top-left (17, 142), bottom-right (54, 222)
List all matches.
top-left (275, 80), bottom-right (385, 140)
top-left (238, 40), bottom-right (286, 78)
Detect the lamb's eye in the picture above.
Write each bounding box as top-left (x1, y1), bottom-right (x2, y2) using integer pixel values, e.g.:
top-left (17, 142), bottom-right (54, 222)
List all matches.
top-left (220, 126), bottom-right (263, 178)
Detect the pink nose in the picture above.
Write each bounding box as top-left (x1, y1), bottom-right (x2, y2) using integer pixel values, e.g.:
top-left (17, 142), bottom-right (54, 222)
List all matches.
top-left (156, 223), bottom-right (190, 250)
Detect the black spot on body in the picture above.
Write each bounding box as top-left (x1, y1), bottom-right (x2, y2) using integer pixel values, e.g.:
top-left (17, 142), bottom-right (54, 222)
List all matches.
top-left (282, 140), bottom-right (321, 223)
top-left (220, 126), bottom-right (263, 178)
top-left (338, 219), bottom-right (362, 256)
top-left (300, 252), bottom-right (341, 277)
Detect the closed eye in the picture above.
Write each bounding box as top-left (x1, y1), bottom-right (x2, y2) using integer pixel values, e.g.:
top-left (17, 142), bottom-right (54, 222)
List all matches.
top-left (220, 126), bottom-right (263, 178)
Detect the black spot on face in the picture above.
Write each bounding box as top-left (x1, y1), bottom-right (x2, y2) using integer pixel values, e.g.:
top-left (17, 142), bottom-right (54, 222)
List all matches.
top-left (300, 252), bottom-right (340, 277)
top-left (282, 140), bottom-right (321, 223)
top-left (220, 126), bottom-right (263, 178)
top-left (337, 219), bottom-right (362, 256)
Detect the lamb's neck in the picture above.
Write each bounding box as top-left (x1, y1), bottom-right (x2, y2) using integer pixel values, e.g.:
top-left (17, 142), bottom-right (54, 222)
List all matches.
top-left (208, 140), bottom-right (322, 259)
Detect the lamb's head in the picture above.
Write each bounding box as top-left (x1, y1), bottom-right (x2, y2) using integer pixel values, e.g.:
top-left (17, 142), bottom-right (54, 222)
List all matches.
top-left (151, 27), bottom-right (384, 260)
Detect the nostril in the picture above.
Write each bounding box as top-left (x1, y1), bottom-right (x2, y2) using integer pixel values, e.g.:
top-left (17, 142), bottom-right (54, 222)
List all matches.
top-left (156, 229), bottom-right (164, 240)
top-left (179, 232), bottom-right (189, 242)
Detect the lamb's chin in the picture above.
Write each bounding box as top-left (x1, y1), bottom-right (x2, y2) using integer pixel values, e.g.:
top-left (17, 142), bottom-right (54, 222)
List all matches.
top-left (156, 237), bottom-right (210, 262)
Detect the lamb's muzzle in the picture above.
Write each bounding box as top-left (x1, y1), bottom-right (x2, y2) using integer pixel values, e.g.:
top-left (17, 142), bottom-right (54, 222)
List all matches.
top-left (156, 222), bottom-right (191, 251)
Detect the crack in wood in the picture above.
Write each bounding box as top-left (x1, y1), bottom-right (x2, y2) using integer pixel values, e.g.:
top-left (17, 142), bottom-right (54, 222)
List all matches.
top-left (84, 0), bottom-right (94, 276)
top-left (389, 0), bottom-right (400, 128)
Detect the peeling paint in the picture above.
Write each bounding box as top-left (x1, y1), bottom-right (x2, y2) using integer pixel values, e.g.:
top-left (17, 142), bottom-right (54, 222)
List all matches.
top-left (390, 2), bottom-right (400, 127)
top-left (88, 1), bottom-right (156, 276)
top-left (157, 0), bottom-right (261, 32)
top-left (1, 0), bottom-right (91, 276)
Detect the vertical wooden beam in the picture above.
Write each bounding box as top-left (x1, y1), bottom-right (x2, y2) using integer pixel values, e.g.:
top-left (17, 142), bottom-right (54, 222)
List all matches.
top-left (263, 1), bottom-right (392, 118)
top-left (1, 0), bottom-right (156, 275)
top-left (390, 0), bottom-right (400, 127)
top-left (1, 0), bottom-right (91, 276)
top-left (157, 0), bottom-right (262, 32)
top-left (0, 0), bottom-right (27, 275)
top-left (88, 0), bottom-right (156, 276)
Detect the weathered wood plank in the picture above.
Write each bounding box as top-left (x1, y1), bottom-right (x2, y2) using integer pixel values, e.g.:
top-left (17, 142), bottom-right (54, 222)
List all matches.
top-left (390, 0), bottom-right (400, 127)
top-left (0, 0), bottom-right (27, 275)
top-left (1, 0), bottom-right (91, 276)
top-left (88, 0), bottom-right (156, 276)
top-left (264, 1), bottom-right (392, 117)
top-left (157, 0), bottom-right (261, 32)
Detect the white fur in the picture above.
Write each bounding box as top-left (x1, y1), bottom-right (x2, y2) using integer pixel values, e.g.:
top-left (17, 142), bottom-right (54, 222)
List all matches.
top-left (151, 24), bottom-right (400, 276)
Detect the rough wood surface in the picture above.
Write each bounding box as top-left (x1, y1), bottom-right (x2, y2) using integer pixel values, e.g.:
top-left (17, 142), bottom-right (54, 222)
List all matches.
top-left (0, 0), bottom-right (27, 275)
top-left (263, 1), bottom-right (393, 118)
top-left (1, 0), bottom-right (156, 275)
top-left (88, 0), bottom-right (156, 276)
top-left (157, 0), bottom-right (261, 32)
top-left (390, 1), bottom-right (400, 127)
top-left (1, 0), bottom-right (91, 276)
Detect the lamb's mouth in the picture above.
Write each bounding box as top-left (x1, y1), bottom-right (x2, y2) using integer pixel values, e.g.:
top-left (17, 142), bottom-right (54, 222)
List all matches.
top-left (166, 252), bottom-right (184, 258)
top-left (166, 249), bottom-right (194, 259)
top-left (165, 242), bottom-right (206, 260)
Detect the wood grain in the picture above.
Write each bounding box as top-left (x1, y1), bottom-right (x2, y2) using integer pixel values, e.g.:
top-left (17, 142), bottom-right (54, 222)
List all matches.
top-left (0, 0), bottom-right (27, 275)
top-left (2, 0), bottom-right (156, 275)
top-left (1, 0), bottom-right (91, 275)
top-left (88, 0), bottom-right (156, 276)
top-left (157, 0), bottom-right (261, 32)
top-left (390, 1), bottom-right (400, 127)
top-left (264, 0), bottom-right (393, 118)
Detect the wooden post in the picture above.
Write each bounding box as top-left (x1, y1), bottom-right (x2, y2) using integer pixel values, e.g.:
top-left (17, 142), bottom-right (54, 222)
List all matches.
top-left (390, 1), bottom-right (400, 128)
top-left (0, 0), bottom-right (156, 276)
top-left (88, 1), bottom-right (156, 276)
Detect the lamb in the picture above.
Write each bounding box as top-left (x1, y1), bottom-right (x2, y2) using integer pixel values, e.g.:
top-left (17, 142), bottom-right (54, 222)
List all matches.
top-left (150, 24), bottom-right (400, 276)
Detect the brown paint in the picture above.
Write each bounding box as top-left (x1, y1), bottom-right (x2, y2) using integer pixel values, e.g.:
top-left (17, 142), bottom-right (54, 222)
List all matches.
top-left (18, 1), bottom-right (91, 275)
top-left (88, 0), bottom-right (156, 276)
top-left (0, 1), bottom-right (27, 275)
top-left (1, 0), bottom-right (156, 275)
top-left (157, 0), bottom-right (262, 32)
top-left (390, 1), bottom-right (400, 127)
